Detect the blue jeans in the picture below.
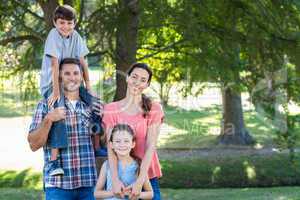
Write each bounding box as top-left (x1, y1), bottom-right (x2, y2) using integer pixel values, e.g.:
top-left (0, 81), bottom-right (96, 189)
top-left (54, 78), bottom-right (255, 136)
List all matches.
top-left (45, 187), bottom-right (95, 200)
top-left (44, 87), bottom-right (67, 148)
top-left (150, 178), bottom-right (161, 200)
top-left (44, 86), bottom-right (103, 148)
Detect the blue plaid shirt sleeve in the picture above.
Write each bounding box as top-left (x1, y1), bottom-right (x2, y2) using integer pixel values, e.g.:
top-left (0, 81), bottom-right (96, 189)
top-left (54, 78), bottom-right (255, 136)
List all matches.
top-left (29, 100), bottom-right (48, 133)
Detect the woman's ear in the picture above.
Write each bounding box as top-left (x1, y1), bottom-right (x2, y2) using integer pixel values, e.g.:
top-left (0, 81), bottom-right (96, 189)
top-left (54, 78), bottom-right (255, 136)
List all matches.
top-left (132, 141), bottom-right (136, 149)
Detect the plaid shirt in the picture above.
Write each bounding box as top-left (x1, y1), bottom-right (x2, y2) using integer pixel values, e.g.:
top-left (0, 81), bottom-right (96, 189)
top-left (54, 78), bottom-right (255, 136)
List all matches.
top-left (29, 98), bottom-right (97, 189)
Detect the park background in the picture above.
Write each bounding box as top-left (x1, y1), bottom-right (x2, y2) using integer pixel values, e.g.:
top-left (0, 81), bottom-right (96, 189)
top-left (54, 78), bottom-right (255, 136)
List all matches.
top-left (0, 0), bottom-right (300, 199)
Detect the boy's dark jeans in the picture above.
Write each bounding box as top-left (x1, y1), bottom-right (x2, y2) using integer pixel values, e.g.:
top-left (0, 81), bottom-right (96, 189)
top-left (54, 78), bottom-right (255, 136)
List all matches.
top-left (44, 86), bottom-right (102, 148)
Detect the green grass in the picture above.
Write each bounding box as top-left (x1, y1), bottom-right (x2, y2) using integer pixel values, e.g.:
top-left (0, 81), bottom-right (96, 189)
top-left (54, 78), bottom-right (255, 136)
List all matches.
top-left (0, 169), bottom-right (42, 189)
top-left (162, 187), bottom-right (300, 200)
top-left (159, 105), bottom-right (300, 149)
top-left (1, 187), bottom-right (300, 200)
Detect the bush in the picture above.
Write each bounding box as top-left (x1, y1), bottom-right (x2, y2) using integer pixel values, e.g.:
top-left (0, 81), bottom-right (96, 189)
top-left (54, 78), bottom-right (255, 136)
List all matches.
top-left (160, 154), bottom-right (300, 188)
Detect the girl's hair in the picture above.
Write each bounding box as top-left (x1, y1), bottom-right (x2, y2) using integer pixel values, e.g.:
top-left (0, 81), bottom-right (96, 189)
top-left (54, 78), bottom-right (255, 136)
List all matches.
top-left (53, 5), bottom-right (77, 22)
top-left (127, 63), bottom-right (153, 118)
top-left (110, 124), bottom-right (141, 165)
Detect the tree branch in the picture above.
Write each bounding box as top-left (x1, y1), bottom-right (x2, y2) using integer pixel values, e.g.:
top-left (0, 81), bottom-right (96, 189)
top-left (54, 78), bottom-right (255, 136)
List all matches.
top-left (12, 0), bottom-right (44, 21)
top-left (137, 39), bottom-right (185, 61)
top-left (0, 35), bottom-right (42, 46)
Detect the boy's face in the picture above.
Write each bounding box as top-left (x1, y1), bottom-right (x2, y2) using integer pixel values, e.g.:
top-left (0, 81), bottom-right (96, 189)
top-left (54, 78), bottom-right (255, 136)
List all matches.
top-left (54, 18), bottom-right (75, 37)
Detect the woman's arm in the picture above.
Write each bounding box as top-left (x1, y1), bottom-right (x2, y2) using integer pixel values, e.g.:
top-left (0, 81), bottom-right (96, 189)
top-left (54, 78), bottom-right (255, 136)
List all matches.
top-left (139, 179), bottom-right (153, 199)
top-left (106, 128), bottom-right (125, 198)
top-left (130, 122), bottom-right (161, 199)
top-left (94, 163), bottom-right (114, 199)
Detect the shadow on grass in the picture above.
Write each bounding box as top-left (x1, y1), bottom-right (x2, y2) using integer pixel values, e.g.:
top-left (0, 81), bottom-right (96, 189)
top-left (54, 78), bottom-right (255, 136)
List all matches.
top-left (160, 104), bottom-right (294, 149)
top-left (161, 104), bottom-right (222, 149)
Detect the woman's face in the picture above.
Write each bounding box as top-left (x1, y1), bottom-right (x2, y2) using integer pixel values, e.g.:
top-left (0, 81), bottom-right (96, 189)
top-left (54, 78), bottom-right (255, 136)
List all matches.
top-left (127, 68), bottom-right (150, 96)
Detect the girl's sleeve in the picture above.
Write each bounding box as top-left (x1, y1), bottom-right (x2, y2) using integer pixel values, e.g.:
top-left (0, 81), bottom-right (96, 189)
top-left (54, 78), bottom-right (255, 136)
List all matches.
top-left (147, 102), bottom-right (164, 126)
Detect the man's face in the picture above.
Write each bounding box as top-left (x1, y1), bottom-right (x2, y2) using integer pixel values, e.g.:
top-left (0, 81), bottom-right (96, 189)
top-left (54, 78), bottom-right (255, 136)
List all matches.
top-left (54, 18), bottom-right (75, 37)
top-left (60, 63), bottom-right (82, 92)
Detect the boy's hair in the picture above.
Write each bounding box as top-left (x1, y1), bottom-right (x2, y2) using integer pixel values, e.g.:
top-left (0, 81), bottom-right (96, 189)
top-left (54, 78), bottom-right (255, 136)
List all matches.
top-left (59, 58), bottom-right (81, 71)
top-left (53, 5), bottom-right (77, 22)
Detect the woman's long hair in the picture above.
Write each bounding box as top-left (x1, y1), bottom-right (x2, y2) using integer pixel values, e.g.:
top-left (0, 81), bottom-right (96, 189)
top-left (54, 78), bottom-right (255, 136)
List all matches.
top-left (127, 63), bottom-right (152, 118)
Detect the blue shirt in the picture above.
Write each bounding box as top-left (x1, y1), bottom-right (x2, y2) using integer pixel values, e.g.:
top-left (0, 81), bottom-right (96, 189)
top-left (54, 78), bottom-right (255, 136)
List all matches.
top-left (104, 160), bottom-right (138, 200)
top-left (29, 98), bottom-right (97, 189)
top-left (40, 28), bottom-right (89, 95)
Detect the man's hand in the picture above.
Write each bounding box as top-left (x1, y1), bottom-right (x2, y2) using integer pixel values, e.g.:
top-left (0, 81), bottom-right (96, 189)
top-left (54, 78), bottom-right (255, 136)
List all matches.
top-left (112, 178), bottom-right (125, 199)
top-left (48, 91), bottom-right (60, 107)
top-left (47, 107), bottom-right (66, 122)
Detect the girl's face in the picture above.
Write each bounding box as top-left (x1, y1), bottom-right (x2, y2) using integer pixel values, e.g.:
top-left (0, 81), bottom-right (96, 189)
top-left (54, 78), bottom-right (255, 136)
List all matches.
top-left (111, 131), bottom-right (135, 157)
top-left (127, 68), bottom-right (150, 96)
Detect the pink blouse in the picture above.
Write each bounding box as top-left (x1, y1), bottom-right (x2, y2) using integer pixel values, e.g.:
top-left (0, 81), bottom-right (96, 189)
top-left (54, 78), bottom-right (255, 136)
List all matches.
top-left (102, 101), bottom-right (164, 179)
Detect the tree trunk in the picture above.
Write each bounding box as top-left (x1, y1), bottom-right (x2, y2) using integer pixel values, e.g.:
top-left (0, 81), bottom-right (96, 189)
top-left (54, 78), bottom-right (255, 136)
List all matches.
top-left (37, 0), bottom-right (60, 30)
top-left (219, 87), bottom-right (254, 145)
top-left (114, 0), bottom-right (139, 101)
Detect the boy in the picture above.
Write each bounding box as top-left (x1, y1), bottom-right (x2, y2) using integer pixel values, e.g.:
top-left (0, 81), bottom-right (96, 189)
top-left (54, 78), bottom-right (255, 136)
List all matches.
top-left (40, 5), bottom-right (104, 176)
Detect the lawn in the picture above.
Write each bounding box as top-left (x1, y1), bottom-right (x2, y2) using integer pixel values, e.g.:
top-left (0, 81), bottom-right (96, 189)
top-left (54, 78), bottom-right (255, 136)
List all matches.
top-left (1, 187), bottom-right (300, 200)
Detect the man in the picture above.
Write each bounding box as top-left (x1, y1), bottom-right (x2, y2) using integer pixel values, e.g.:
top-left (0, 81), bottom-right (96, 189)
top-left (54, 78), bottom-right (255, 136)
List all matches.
top-left (28, 58), bottom-right (99, 200)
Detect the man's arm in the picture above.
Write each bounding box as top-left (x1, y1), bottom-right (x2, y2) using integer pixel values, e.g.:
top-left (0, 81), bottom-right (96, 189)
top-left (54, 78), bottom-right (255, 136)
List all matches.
top-left (27, 107), bottom-right (66, 152)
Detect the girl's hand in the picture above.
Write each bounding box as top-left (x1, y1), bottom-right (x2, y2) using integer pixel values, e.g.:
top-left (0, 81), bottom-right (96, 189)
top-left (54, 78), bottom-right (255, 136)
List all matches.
top-left (48, 92), bottom-right (60, 107)
top-left (128, 179), bottom-right (143, 200)
top-left (112, 178), bottom-right (125, 198)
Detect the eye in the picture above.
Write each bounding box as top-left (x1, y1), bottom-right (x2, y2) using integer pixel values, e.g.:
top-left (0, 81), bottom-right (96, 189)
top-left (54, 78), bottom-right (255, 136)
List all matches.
top-left (131, 75), bottom-right (137, 79)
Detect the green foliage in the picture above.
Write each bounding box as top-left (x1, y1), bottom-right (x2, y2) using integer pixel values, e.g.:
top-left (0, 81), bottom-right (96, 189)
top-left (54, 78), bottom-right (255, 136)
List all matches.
top-left (0, 169), bottom-right (42, 189)
top-left (160, 154), bottom-right (300, 188)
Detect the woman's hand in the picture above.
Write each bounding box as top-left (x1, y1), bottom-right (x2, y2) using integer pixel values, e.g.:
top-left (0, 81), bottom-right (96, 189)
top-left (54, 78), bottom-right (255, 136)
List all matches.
top-left (112, 177), bottom-right (125, 198)
top-left (128, 178), bottom-right (143, 200)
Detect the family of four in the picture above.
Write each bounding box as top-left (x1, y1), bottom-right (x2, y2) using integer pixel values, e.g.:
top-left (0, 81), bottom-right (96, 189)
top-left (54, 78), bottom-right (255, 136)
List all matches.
top-left (27, 5), bottom-right (164, 200)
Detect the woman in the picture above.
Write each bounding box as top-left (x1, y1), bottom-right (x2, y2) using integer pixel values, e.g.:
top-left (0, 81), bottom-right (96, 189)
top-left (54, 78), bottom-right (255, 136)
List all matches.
top-left (102, 63), bottom-right (164, 200)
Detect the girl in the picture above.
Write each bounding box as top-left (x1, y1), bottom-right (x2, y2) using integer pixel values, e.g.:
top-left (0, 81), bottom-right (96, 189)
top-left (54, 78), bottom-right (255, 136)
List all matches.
top-left (102, 63), bottom-right (164, 200)
top-left (94, 124), bottom-right (153, 199)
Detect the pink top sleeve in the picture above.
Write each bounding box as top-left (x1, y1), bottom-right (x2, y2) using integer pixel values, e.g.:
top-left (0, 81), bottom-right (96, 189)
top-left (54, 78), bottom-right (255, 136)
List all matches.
top-left (147, 102), bottom-right (164, 126)
top-left (102, 104), bottom-right (116, 131)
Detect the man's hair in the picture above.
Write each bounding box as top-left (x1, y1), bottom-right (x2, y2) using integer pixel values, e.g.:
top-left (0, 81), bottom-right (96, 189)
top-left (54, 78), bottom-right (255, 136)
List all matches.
top-left (59, 58), bottom-right (82, 71)
top-left (53, 5), bottom-right (77, 22)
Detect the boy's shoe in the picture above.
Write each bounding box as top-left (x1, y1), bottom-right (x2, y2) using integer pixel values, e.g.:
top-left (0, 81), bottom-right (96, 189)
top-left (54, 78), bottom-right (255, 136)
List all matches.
top-left (95, 147), bottom-right (108, 157)
top-left (46, 159), bottom-right (64, 176)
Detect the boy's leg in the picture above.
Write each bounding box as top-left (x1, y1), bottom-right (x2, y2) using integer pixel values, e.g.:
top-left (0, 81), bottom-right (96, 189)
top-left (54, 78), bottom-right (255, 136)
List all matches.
top-left (47, 90), bottom-right (67, 176)
top-left (51, 148), bottom-right (59, 161)
top-left (79, 86), bottom-right (103, 135)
